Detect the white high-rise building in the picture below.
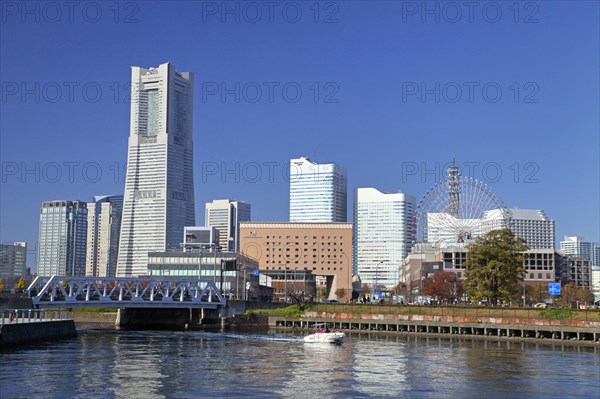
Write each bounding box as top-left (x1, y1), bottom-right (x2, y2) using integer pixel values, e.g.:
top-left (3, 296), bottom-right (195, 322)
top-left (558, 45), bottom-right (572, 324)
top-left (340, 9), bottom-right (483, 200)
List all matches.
top-left (38, 200), bottom-right (88, 276)
top-left (353, 188), bottom-right (416, 291)
top-left (289, 157), bottom-right (347, 223)
top-left (117, 63), bottom-right (195, 277)
top-left (507, 208), bottom-right (555, 249)
top-left (86, 195), bottom-right (123, 277)
top-left (205, 199), bottom-right (251, 251)
top-left (481, 208), bottom-right (555, 249)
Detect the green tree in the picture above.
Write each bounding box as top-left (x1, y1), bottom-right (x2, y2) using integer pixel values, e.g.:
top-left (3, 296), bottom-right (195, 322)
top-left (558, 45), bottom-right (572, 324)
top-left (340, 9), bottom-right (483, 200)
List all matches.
top-left (464, 229), bottom-right (528, 305)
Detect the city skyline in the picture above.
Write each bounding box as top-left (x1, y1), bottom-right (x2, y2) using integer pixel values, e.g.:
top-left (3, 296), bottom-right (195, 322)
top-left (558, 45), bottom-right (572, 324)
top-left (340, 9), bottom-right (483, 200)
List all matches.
top-left (1, 3), bottom-right (598, 271)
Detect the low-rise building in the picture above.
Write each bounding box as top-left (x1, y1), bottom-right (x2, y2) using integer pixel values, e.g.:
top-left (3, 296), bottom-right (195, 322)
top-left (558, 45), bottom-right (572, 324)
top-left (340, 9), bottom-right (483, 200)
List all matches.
top-left (239, 222), bottom-right (352, 301)
top-left (147, 251), bottom-right (269, 301)
top-left (400, 244), bottom-right (559, 302)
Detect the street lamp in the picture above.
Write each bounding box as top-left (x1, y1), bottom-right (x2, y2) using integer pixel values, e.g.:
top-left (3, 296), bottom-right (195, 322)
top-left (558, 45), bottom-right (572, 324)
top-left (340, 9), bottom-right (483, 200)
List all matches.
top-left (374, 260), bottom-right (387, 301)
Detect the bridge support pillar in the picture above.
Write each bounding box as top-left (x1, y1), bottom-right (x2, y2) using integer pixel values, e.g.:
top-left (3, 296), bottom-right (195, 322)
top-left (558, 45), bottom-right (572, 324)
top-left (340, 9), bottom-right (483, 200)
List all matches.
top-left (187, 308), bottom-right (224, 329)
top-left (116, 308), bottom-right (192, 330)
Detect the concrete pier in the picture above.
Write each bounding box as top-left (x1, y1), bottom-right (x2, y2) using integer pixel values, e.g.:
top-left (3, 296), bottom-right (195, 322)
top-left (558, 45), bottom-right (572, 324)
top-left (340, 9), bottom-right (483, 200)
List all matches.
top-left (0, 320), bottom-right (77, 348)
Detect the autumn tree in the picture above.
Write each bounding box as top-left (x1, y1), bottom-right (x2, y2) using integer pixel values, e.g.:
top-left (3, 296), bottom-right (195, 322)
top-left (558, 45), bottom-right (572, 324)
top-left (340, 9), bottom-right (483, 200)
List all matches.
top-left (335, 288), bottom-right (348, 302)
top-left (557, 283), bottom-right (595, 307)
top-left (15, 277), bottom-right (26, 290)
top-left (525, 283), bottom-right (547, 304)
top-left (575, 288), bottom-right (595, 305)
top-left (422, 271), bottom-right (462, 302)
top-left (464, 229), bottom-right (528, 305)
top-left (361, 283), bottom-right (371, 294)
top-left (0, 278), bottom-right (4, 291)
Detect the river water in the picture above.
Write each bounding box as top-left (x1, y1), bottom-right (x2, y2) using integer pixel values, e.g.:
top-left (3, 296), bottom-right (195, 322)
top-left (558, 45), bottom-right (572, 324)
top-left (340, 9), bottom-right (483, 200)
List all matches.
top-left (1, 327), bottom-right (599, 398)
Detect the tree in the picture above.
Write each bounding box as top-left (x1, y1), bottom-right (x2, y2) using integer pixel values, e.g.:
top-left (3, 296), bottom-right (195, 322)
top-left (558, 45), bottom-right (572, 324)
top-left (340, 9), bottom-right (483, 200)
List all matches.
top-left (422, 271), bottom-right (462, 302)
top-left (575, 288), bottom-right (595, 305)
top-left (361, 283), bottom-right (371, 294)
top-left (335, 288), bottom-right (348, 302)
top-left (525, 283), bottom-right (547, 304)
top-left (464, 229), bottom-right (528, 305)
top-left (0, 278), bottom-right (4, 291)
top-left (15, 277), bottom-right (26, 290)
top-left (558, 284), bottom-right (595, 307)
top-left (556, 283), bottom-right (577, 307)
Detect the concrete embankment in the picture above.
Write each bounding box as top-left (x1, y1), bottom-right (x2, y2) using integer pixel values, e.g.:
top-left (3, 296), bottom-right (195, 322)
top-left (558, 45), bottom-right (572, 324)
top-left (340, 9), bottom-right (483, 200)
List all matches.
top-left (270, 312), bottom-right (600, 347)
top-left (224, 314), bottom-right (270, 331)
top-left (0, 320), bottom-right (77, 348)
top-left (69, 311), bottom-right (119, 325)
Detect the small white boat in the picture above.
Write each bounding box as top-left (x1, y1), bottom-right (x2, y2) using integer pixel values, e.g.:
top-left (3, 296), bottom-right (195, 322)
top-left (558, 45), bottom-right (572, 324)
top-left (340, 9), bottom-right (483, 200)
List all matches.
top-left (303, 323), bottom-right (345, 343)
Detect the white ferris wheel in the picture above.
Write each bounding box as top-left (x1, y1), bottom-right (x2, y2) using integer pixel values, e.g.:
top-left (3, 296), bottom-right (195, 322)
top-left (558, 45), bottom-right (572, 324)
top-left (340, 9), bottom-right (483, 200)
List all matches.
top-left (415, 161), bottom-right (510, 245)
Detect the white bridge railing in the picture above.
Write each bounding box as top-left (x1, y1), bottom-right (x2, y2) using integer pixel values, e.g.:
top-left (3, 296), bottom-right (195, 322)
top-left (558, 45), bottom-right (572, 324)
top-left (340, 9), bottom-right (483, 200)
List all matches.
top-left (27, 276), bottom-right (226, 309)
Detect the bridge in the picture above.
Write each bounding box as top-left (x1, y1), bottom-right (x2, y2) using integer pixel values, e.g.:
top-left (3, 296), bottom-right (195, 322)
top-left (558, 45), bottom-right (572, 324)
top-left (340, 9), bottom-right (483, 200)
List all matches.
top-left (27, 275), bottom-right (227, 309)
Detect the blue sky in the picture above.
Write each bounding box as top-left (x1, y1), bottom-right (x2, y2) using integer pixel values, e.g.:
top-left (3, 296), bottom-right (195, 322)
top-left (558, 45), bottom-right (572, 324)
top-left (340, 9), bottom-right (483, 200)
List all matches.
top-left (1, 1), bottom-right (598, 269)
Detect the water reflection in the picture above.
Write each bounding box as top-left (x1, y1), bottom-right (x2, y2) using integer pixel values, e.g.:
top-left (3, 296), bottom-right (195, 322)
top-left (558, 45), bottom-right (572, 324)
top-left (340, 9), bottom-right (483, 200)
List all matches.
top-left (352, 336), bottom-right (408, 397)
top-left (1, 329), bottom-right (598, 399)
top-left (280, 342), bottom-right (354, 398)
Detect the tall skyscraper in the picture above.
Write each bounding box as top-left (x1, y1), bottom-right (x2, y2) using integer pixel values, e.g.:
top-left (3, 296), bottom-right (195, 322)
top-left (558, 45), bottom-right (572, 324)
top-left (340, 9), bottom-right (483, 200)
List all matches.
top-left (37, 200), bottom-right (88, 276)
top-left (117, 62), bottom-right (195, 277)
top-left (0, 242), bottom-right (27, 283)
top-left (86, 195), bottom-right (123, 277)
top-left (205, 199), bottom-right (251, 251)
top-left (289, 156), bottom-right (347, 223)
top-left (353, 188), bottom-right (416, 290)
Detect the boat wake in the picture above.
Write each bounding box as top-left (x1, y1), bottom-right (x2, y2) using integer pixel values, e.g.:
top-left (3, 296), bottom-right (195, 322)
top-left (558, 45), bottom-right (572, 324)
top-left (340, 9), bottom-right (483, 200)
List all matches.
top-left (220, 332), bottom-right (303, 343)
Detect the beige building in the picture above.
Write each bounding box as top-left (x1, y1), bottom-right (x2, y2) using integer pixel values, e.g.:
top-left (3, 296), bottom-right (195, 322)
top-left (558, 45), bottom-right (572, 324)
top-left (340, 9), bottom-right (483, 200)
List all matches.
top-left (239, 222), bottom-right (352, 301)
